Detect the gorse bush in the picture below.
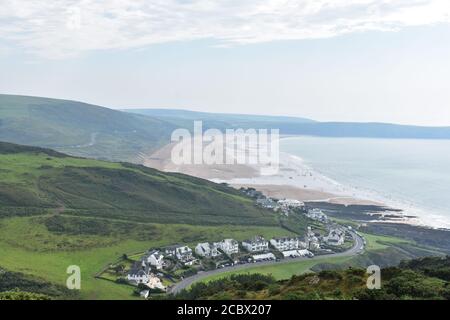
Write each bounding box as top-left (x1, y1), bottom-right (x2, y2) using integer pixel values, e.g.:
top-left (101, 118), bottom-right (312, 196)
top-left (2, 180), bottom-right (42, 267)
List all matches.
top-left (171, 257), bottom-right (450, 300)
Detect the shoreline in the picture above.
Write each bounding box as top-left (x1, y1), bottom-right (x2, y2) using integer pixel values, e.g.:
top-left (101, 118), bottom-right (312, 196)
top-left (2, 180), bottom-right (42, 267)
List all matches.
top-left (142, 140), bottom-right (447, 230)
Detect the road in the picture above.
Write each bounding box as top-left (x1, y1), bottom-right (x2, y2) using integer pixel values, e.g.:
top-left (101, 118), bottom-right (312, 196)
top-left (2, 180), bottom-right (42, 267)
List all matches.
top-left (169, 231), bottom-right (365, 294)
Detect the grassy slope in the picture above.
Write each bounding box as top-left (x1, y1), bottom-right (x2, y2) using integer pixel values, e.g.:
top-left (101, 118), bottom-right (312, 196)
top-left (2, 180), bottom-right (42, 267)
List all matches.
top-left (0, 267), bottom-right (77, 300)
top-left (0, 94), bottom-right (176, 162)
top-left (0, 141), bottom-right (299, 299)
top-left (0, 141), bottom-right (279, 226)
top-left (0, 215), bottom-right (292, 299)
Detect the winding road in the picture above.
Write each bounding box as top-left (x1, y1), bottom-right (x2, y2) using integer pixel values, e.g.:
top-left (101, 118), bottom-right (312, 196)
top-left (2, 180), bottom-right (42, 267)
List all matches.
top-left (169, 231), bottom-right (365, 294)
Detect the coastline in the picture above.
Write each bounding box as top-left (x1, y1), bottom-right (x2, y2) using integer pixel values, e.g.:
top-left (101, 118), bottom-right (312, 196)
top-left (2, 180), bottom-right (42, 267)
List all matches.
top-left (142, 140), bottom-right (447, 229)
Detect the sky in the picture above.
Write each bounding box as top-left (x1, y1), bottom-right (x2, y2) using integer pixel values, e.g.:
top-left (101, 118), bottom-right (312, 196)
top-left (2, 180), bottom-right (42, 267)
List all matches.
top-left (1, 0), bottom-right (450, 126)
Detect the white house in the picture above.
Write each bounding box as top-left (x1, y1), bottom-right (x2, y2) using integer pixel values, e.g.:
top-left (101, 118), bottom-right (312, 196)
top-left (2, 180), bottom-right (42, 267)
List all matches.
top-left (175, 246), bottom-right (194, 262)
top-left (282, 250), bottom-right (301, 258)
top-left (127, 265), bottom-right (150, 284)
top-left (282, 249), bottom-right (313, 258)
top-left (252, 253), bottom-right (276, 262)
top-left (195, 242), bottom-right (221, 258)
top-left (256, 198), bottom-right (277, 210)
top-left (324, 229), bottom-right (345, 246)
top-left (306, 227), bottom-right (321, 251)
top-left (306, 208), bottom-right (329, 223)
top-left (270, 237), bottom-right (306, 252)
top-left (145, 250), bottom-right (165, 270)
top-left (128, 265), bottom-right (167, 291)
top-left (163, 245), bottom-right (194, 263)
top-left (277, 199), bottom-right (304, 209)
top-left (242, 236), bottom-right (269, 253)
top-left (163, 245), bottom-right (179, 257)
top-left (297, 249), bottom-right (314, 257)
top-left (213, 239), bottom-right (239, 255)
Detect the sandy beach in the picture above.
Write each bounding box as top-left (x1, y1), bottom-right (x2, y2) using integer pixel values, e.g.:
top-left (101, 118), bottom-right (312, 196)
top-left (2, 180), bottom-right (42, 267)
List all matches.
top-left (142, 142), bottom-right (385, 207)
top-left (143, 141), bottom-right (259, 180)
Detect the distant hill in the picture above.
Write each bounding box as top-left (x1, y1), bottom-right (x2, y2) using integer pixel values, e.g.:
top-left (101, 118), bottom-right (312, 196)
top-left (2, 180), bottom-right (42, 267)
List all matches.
top-left (0, 141), bottom-right (278, 226)
top-left (125, 108), bottom-right (315, 125)
top-left (127, 108), bottom-right (450, 140)
top-left (0, 94), bottom-right (176, 162)
top-left (2, 94), bottom-right (450, 166)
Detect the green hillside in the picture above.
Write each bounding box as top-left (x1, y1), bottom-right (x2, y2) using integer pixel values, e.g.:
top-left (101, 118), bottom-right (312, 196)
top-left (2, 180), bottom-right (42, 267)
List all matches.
top-left (0, 141), bottom-right (279, 226)
top-left (0, 94), bottom-right (176, 162)
top-left (0, 141), bottom-right (297, 299)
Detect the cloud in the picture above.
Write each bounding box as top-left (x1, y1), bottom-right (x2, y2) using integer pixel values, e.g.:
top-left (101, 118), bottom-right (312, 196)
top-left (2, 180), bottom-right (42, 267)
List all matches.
top-left (0, 0), bottom-right (449, 58)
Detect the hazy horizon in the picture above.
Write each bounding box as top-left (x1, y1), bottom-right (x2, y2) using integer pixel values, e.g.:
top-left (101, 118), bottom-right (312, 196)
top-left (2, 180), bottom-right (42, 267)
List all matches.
top-left (3, 92), bottom-right (450, 128)
top-left (1, 1), bottom-right (450, 126)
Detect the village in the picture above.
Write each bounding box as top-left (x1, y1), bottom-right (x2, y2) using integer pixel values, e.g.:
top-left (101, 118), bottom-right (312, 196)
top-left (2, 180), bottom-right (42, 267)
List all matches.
top-left (106, 188), bottom-right (354, 299)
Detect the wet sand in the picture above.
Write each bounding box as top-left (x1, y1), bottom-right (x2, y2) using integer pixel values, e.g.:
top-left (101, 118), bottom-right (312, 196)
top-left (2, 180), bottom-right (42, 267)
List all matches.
top-left (142, 143), bottom-right (383, 206)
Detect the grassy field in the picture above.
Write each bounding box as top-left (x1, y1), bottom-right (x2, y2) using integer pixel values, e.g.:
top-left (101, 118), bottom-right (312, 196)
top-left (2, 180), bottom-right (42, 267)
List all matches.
top-left (0, 215), bottom-right (294, 299)
top-left (360, 232), bottom-right (412, 251)
top-left (198, 256), bottom-right (354, 284)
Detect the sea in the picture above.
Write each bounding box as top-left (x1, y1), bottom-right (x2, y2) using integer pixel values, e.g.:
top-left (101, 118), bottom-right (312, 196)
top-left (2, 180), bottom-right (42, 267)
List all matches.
top-left (280, 136), bottom-right (450, 229)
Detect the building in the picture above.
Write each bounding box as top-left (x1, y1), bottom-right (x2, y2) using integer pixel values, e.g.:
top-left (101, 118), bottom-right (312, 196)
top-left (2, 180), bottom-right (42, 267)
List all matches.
top-left (162, 245), bottom-right (180, 257)
top-left (252, 253), bottom-right (276, 262)
top-left (144, 250), bottom-right (165, 270)
top-left (278, 199), bottom-right (304, 207)
top-left (282, 250), bottom-right (301, 258)
top-left (282, 249), bottom-right (313, 258)
top-left (213, 239), bottom-right (239, 255)
top-left (127, 263), bottom-right (166, 291)
top-left (127, 269), bottom-right (149, 284)
top-left (176, 246), bottom-right (194, 262)
top-left (127, 263), bottom-right (150, 284)
top-left (195, 242), bottom-right (221, 258)
top-left (242, 236), bottom-right (269, 253)
top-left (256, 198), bottom-right (277, 210)
top-left (162, 245), bottom-right (195, 264)
top-left (298, 249), bottom-right (314, 257)
top-left (276, 199), bottom-right (305, 215)
top-left (277, 199), bottom-right (304, 210)
top-left (324, 229), bottom-right (345, 246)
top-left (240, 187), bottom-right (263, 199)
top-left (270, 237), bottom-right (306, 252)
top-left (306, 227), bottom-right (321, 251)
top-left (306, 208), bottom-right (329, 223)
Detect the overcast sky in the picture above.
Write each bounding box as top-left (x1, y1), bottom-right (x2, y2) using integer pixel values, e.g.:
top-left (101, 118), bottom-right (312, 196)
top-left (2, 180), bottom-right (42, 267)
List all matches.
top-left (1, 0), bottom-right (450, 126)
